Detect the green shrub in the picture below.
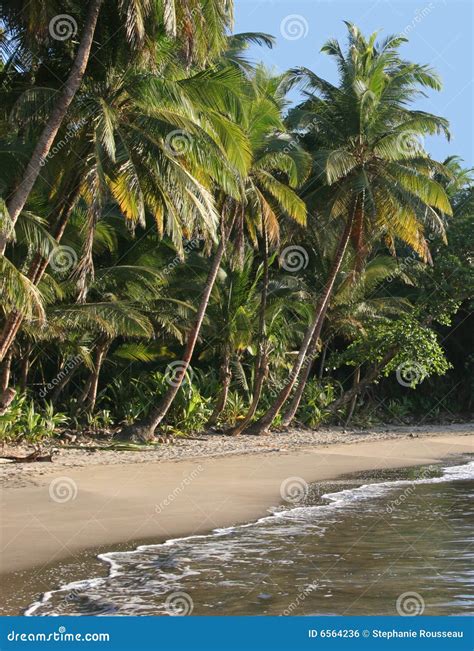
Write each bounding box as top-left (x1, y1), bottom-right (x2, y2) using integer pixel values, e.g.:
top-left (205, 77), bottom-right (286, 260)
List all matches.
top-left (297, 379), bottom-right (341, 428)
top-left (0, 394), bottom-right (69, 443)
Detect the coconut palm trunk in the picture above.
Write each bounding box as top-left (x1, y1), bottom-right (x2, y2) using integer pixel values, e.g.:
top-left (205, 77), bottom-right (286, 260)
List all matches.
top-left (229, 228), bottom-right (269, 436)
top-left (318, 342), bottom-right (328, 379)
top-left (85, 336), bottom-right (110, 412)
top-left (243, 215), bottom-right (354, 435)
top-left (344, 365), bottom-right (361, 427)
top-left (0, 0), bottom-right (103, 255)
top-left (206, 348), bottom-right (232, 427)
top-left (120, 209), bottom-right (237, 441)
top-left (0, 350), bottom-right (13, 394)
top-left (19, 342), bottom-right (32, 392)
top-left (281, 203), bottom-right (365, 429)
top-left (280, 302), bottom-right (330, 428)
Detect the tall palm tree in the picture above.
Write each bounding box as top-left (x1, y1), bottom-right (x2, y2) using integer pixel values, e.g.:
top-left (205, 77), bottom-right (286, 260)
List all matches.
top-left (121, 69), bottom-right (310, 440)
top-left (243, 23), bottom-right (452, 435)
top-left (0, 0), bottom-right (235, 253)
top-left (203, 250), bottom-right (261, 426)
top-left (0, 56), bottom-right (249, 365)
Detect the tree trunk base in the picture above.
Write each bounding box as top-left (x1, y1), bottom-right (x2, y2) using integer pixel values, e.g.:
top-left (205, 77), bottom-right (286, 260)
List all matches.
top-left (226, 426), bottom-right (242, 436)
top-left (0, 388), bottom-right (16, 415)
top-left (116, 423), bottom-right (156, 443)
top-left (240, 422), bottom-right (272, 436)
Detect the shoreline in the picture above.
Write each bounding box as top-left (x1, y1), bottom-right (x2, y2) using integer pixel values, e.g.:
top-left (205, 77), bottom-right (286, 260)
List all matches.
top-left (0, 426), bottom-right (473, 614)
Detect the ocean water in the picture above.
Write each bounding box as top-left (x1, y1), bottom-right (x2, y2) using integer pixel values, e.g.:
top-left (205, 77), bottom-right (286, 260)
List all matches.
top-left (26, 458), bottom-right (474, 617)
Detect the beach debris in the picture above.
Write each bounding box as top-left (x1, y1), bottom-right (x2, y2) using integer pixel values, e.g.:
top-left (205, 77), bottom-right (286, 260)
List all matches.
top-left (0, 449), bottom-right (54, 463)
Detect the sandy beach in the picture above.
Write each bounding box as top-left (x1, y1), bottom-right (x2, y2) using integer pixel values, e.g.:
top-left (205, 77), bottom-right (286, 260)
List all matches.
top-left (0, 425), bottom-right (473, 614)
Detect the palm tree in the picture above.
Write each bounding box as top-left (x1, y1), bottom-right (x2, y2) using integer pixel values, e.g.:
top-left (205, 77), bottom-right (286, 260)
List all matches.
top-left (0, 0), bottom-right (104, 255)
top-left (243, 23), bottom-right (452, 435)
top-left (0, 54), bottom-right (251, 365)
top-left (286, 254), bottom-right (412, 426)
top-left (121, 69), bottom-right (310, 440)
top-left (0, 0), bottom-right (236, 254)
top-left (203, 251), bottom-right (261, 426)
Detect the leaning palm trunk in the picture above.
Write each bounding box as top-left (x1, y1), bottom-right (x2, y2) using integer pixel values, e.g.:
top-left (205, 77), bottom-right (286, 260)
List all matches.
top-left (0, 350), bottom-right (14, 412)
top-left (280, 303), bottom-right (330, 428)
top-left (0, 350), bottom-right (13, 393)
top-left (229, 229), bottom-right (270, 436)
top-left (0, 0), bottom-right (102, 255)
top-left (85, 337), bottom-right (110, 413)
top-left (230, 351), bottom-right (267, 435)
top-left (120, 211), bottom-right (237, 441)
top-left (344, 365), bottom-right (361, 427)
top-left (243, 216), bottom-right (354, 436)
top-left (206, 349), bottom-right (232, 427)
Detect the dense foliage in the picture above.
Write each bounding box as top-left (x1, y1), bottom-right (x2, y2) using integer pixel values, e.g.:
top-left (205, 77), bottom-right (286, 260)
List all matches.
top-left (0, 2), bottom-right (472, 442)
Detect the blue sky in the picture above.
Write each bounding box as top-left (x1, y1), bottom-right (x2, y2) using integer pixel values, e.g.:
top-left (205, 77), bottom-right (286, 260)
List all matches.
top-left (235, 0), bottom-right (474, 165)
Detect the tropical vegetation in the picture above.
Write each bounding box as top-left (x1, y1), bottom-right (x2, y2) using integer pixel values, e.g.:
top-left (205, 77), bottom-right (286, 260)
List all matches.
top-left (0, 3), bottom-right (472, 444)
